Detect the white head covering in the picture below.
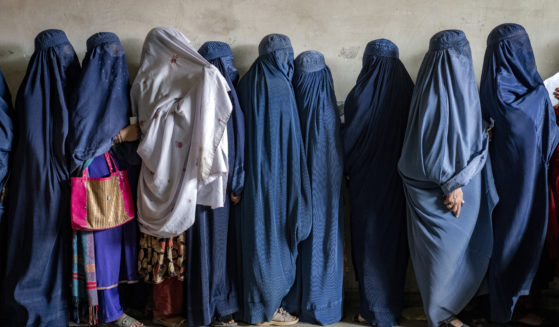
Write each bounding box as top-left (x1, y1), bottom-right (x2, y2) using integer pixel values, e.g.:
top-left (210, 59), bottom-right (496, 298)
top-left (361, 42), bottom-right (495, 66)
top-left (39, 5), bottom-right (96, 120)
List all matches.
top-left (131, 27), bottom-right (231, 237)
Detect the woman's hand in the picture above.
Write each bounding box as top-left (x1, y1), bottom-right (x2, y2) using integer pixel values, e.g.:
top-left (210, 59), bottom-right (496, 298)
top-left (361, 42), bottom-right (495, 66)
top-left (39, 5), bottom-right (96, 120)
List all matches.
top-left (115, 123), bottom-right (140, 143)
top-left (230, 193), bottom-right (241, 205)
top-left (444, 188), bottom-right (464, 218)
top-left (554, 88), bottom-right (559, 110)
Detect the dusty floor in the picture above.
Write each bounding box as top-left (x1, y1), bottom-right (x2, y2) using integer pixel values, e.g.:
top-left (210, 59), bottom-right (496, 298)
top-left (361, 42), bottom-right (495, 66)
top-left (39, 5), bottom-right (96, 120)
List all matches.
top-left (71, 281), bottom-right (559, 326)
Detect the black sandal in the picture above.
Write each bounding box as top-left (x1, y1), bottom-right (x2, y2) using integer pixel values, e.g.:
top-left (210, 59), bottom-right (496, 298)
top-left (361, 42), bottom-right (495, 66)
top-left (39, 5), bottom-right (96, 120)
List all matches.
top-left (211, 315), bottom-right (238, 327)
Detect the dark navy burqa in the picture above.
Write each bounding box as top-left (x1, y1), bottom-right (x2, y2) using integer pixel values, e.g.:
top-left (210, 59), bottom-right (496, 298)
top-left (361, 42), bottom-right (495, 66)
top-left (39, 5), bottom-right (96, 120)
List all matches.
top-left (181, 41), bottom-right (245, 326)
top-left (0, 69), bottom-right (13, 197)
top-left (0, 30), bottom-right (81, 327)
top-left (69, 32), bottom-right (132, 173)
top-left (237, 34), bottom-right (312, 324)
top-left (69, 32), bottom-right (140, 324)
top-left (480, 23), bottom-right (559, 322)
top-left (398, 30), bottom-right (497, 327)
top-left (343, 39), bottom-right (412, 327)
top-left (0, 67), bottom-right (14, 295)
top-left (284, 51), bottom-right (343, 325)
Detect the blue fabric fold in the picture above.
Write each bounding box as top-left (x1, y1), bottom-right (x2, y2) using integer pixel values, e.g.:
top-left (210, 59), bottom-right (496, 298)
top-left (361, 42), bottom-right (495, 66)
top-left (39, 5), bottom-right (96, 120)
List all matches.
top-left (398, 30), bottom-right (497, 327)
top-left (283, 50), bottom-right (344, 325)
top-left (343, 39), bottom-right (412, 327)
top-left (68, 32), bottom-right (131, 174)
top-left (236, 34), bottom-right (312, 323)
top-left (480, 23), bottom-right (559, 323)
top-left (0, 29), bottom-right (81, 327)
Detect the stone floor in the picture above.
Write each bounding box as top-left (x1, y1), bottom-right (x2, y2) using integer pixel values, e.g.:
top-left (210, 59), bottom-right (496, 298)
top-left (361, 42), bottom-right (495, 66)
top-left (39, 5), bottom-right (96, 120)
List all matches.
top-left (72, 303), bottom-right (558, 327)
top-left (71, 279), bottom-right (559, 327)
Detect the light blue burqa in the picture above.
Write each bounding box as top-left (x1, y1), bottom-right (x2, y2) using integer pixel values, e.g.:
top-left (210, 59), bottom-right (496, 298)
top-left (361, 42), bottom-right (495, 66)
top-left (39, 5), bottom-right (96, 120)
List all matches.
top-left (398, 30), bottom-right (498, 327)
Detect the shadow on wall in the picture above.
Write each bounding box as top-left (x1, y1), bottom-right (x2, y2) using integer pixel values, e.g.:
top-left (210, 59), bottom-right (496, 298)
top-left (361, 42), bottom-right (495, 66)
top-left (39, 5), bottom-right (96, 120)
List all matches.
top-left (546, 40), bottom-right (559, 79)
top-left (0, 43), bottom-right (28, 102)
top-left (231, 44), bottom-right (258, 79)
top-left (122, 38), bottom-right (145, 82)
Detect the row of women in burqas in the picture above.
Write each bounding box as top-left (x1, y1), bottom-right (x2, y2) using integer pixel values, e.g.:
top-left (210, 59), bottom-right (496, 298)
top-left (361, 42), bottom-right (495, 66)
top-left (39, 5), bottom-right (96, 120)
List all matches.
top-left (0, 26), bottom-right (344, 327)
top-left (345, 24), bottom-right (559, 327)
top-left (0, 22), bottom-right (558, 327)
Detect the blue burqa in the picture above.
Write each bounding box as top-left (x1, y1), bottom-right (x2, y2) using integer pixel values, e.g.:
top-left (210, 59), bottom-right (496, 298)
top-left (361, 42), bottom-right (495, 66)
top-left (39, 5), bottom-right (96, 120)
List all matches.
top-left (480, 23), bottom-right (559, 322)
top-left (0, 68), bottom-right (12, 198)
top-left (69, 32), bottom-right (140, 324)
top-left (181, 41), bottom-right (245, 326)
top-left (236, 34), bottom-right (312, 324)
top-left (343, 39), bottom-right (412, 327)
top-left (0, 67), bottom-right (14, 296)
top-left (283, 50), bottom-right (343, 325)
top-left (398, 30), bottom-right (498, 327)
top-left (0, 29), bottom-right (81, 327)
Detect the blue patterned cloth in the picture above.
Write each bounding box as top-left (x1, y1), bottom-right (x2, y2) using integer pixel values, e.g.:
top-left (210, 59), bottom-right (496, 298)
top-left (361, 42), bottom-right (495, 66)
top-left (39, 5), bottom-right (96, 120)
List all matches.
top-left (236, 34), bottom-right (312, 323)
top-left (0, 29), bottom-right (81, 327)
top-left (480, 23), bottom-right (559, 322)
top-left (398, 30), bottom-right (498, 327)
top-left (343, 39), bottom-right (412, 327)
top-left (283, 50), bottom-right (343, 325)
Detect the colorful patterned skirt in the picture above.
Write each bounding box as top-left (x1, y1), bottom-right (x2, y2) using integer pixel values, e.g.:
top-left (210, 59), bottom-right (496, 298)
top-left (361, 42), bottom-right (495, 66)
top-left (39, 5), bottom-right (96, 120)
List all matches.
top-left (138, 233), bottom-right (186, 284)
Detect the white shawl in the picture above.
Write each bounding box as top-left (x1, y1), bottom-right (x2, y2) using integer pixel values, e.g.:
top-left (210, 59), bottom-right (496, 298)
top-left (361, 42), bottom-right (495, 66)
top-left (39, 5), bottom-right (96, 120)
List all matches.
top-left (131, 27), bottom-right (232, 237)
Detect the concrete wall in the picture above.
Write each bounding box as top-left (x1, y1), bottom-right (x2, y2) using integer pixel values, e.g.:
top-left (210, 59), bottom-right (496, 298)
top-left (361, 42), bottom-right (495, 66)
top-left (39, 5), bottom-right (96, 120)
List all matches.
top-left (1, 0), bottom-right (558, 101)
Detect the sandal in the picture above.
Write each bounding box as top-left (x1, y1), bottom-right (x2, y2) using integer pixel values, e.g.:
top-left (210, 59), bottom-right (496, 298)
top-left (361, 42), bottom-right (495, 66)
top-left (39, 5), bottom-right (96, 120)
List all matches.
top-left (439, 316), bottom-right (470, 327)
top-left (153, 316), bottom-right (187, 327)
top-left (353, 313), bottom-right (370, 326)
top-left (256, 308), bottom-right (299, 326)
top-left (211, 314), bottom-right (238, 326)
top-left (114, 314), bottom-right (144, 327)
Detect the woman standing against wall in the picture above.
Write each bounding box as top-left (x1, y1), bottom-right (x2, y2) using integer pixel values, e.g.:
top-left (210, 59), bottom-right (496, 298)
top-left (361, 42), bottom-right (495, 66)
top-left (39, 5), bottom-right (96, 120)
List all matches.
top-left (132, 27), bottom-right (232, 327)
top-left (68, 32), bottom-right (143, 327)
top-left (344, 39), bottom-right (413, 327)
top-left (481, 23), bottom-right (559, 326)
top-left (398, 29), bottom-right (497, 327)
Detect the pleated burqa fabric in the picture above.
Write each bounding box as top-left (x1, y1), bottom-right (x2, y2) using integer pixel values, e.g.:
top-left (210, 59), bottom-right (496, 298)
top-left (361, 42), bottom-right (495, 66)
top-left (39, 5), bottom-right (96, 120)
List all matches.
top-left (0, 68), bottom-right (12, 200)
top-left (343, 39), bottom-right (412, 327)
top-left (237, 34), bottom-right (312, 323)
top-left (181, 41), bottom-right (245, 326)
top-left (0, 29), bottom-right (81, 326)
top-left (398, 30), bottom-right (498, 327)
top-left (131, 27), bottom-right (232, 238)
top-left (0, 67), bottom-right (14, 297)
top-left (68, 32), bottom-right (139, 324)
top-left (283, 50), bottom-right (343, 325)
top-left (480, 23), bottom-right (559, 322)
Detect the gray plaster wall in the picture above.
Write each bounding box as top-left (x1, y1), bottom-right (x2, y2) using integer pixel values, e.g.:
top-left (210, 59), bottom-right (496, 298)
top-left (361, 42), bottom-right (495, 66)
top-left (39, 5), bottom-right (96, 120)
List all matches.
top-left (1, 0), bottom-right (558, 100)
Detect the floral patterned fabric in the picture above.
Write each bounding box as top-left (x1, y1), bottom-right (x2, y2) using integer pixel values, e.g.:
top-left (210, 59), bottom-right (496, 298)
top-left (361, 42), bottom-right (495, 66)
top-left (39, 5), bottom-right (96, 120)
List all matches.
top-left (138, 233), bottom-right (185, 284)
